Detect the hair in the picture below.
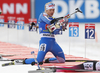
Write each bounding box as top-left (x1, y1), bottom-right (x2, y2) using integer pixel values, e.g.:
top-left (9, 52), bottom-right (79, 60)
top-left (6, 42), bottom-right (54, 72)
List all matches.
top-left (45, 2), bottom-right (52, 13)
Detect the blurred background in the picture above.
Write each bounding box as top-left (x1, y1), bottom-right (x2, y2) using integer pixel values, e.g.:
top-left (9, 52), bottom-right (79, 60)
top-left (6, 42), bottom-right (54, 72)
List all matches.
top-left (0, 0), bottom-right (100, 60)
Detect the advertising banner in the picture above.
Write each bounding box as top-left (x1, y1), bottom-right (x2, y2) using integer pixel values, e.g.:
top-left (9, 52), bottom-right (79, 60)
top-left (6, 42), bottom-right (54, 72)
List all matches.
top-left (69, 22), bottom-right (79, 37)
top-left (7, 16), bottom-right (16, 28)
top-left (35, 0), bottom-right (100, 23)
top-left (85, 24), bottom-right (95, 39)
top-left (0, 15), bottom-right (4, 27)
top-left (17, 17), bottom-right (24, 30)
top-left (0, 0), bottom-right (30, 23)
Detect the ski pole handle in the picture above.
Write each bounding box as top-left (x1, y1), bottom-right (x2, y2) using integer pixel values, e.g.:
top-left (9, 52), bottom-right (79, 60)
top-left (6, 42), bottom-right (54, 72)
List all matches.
top-left (31, 51), bottom-right (34, 54)
top-left (31, 51), bottom-right (37, 61)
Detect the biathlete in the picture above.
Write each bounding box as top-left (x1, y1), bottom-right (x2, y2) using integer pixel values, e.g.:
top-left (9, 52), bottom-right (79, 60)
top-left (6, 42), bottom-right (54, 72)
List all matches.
top-left (24, 2), bottom-right (69, 65)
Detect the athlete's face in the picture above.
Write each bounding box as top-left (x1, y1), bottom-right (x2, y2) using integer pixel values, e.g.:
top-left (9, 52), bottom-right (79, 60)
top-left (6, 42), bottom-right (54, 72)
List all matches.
top-left (46, 9), bottom-right (55, 17)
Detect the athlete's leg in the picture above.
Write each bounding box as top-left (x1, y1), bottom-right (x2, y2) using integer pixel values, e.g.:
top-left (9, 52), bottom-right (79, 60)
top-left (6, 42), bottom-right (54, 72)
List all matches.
top-left (25, 38), bottom-right (53, 64)
top-left (37, 38), bottom-right (53, 63)
top-left (45, 41), bottom-right (65, 63)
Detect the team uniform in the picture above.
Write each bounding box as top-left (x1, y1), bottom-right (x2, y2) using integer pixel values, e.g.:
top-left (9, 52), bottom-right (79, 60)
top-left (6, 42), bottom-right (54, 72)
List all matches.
top-left (38, 12), bottom-right (66, 63)
top-left (24, 2), bottom-right (67, 64)
top-left (24, 12), bottom-right (65, 64)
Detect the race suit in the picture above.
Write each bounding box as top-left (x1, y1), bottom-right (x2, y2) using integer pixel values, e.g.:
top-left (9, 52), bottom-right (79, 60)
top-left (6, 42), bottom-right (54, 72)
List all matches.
top-left (25, 12), bottom-right (65, 64)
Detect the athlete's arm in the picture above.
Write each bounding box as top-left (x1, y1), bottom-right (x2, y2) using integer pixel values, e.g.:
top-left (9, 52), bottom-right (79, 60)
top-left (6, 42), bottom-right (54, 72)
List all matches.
top-left (41, 13), bottom-right (63, 25)
top-left (40, 14), bottom-right (51, 25)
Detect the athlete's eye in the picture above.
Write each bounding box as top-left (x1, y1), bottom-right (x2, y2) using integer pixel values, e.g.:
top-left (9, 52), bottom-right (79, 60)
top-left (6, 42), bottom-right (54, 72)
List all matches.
top-left (49, 9), bottom-right (52, 11)
top-left (49, 9), bottom-right (55, 12)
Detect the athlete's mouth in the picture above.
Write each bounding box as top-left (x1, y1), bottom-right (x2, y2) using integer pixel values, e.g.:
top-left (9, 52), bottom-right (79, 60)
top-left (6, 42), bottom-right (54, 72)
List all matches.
top-left (51, 13), bottom-right (53, 16)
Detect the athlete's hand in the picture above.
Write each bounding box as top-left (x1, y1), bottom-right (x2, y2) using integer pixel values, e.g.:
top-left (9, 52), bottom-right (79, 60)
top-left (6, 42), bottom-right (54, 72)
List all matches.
top-left (59, 17), bottom-right (68, 31)
top-left (65, 14), bottom-right (70, 19)
top-left (30, 22), bottom-right (35, 29)
top-left (46, 24), bottom-right (56, 33)
top-left (50, 18), bottom-right (58, 24)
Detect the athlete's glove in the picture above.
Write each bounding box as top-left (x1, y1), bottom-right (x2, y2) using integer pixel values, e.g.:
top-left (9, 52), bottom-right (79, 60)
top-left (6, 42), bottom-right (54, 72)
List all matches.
top-left (59, 17), bottom-right (68, 31)
top-left (50, 18), bottom-right (58, 24)
top-left (30, 22), bottom-right (39, 30)
top-left (46, 24), bottom-right (56, 33)
top-left (30, 22), bottom-right (35, 30)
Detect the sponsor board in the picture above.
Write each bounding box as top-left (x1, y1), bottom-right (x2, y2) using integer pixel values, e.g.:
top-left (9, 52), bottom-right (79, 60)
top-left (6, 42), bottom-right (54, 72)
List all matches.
top-left (69, 22), bottom-right (79, 37)
top-left (35, 0), bottom-right (100, 22)
top-left (85, 24), bottom-right (95, 39)
top-left (0, 0), bottom-right (30, 23)
top-left (0, 15), bottom-right (4, 27)
top-left (7, 16), bottom-right (16, 28)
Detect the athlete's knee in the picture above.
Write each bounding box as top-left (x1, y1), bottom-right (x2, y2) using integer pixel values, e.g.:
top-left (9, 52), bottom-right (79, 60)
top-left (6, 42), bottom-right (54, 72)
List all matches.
top-left (44, 57), bottom-right (65, 63)
top-left (57, 56), bottom-right (65, 63)
top-left (58, 58), bottom-right (65, 63)
top-left (58, 59), bottom-right (65, 63)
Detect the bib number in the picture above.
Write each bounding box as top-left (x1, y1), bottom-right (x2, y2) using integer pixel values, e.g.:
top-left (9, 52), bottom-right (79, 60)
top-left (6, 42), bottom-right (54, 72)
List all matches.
top-left (39, 43), bottom-right (46, 52)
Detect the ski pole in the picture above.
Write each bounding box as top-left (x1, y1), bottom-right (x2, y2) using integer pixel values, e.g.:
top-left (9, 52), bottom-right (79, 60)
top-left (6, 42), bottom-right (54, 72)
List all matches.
top-left (31, 51), bottom-right (41, 70)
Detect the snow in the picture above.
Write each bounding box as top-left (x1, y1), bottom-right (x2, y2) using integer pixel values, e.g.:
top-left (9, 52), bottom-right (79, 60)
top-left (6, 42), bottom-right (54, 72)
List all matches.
top-left (0, 23), bottom-right (100, 73)
top-left (0, 61), bottom-right (38, 73)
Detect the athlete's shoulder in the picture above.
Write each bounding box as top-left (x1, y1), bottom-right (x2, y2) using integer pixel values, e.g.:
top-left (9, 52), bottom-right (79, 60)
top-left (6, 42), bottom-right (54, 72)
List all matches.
top-left (43, 13), bottom-right (48, 16)
top-left (42, 12), bottom-right (54, 18)
top-left (39, 13), bottom-right (47, 17)
top-left (39, 13), bottom-right (47, 19)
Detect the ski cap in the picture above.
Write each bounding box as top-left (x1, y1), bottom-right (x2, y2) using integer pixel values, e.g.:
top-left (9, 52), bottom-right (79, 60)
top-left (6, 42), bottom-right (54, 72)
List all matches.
top-left (45, 2), bottom-right (55, 10)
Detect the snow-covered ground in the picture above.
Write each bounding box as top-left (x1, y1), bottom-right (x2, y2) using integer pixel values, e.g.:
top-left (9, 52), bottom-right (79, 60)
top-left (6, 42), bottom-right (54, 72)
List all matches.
top-left (0, 23), bottom-right (100, 73)
top-left (0, 61), bottom-right (37, 73)
top-left (0, 23), bottom-right (99, 60)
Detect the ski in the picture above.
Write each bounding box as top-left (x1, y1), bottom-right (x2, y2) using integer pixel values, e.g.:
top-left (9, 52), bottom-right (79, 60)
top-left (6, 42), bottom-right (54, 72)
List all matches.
top-left (1, 59), bottom-right (98, 66)
top-left (65, 60), bottom-right (98, 62)
top-left (1, 59), bottom-right (100, 72)
top-left (2, 60), bottom-right (24, 67)
top-left (43, 66), bottom-right (100, 72)
top-left (0, 58), bottom-right (24, 61)
top-left (2, 61), bottom-right (15, 66)
top-left (1, 59), bottom-right (98, 67)
top-left (0, 57), bottom-right (98, 62)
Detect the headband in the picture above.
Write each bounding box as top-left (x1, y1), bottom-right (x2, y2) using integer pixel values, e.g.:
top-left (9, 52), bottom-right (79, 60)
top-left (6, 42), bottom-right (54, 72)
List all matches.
top-left (46, 3), bottom-right (55, 10)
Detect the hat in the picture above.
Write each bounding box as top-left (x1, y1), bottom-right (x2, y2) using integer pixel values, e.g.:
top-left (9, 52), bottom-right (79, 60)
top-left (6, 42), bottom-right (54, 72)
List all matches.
top-left (46, 2), bottom-right (55, 10)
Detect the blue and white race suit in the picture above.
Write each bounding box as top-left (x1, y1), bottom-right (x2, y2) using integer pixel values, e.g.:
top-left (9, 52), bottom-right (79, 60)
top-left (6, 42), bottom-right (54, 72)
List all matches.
top-left (25, 12), bottom-right (65, 64)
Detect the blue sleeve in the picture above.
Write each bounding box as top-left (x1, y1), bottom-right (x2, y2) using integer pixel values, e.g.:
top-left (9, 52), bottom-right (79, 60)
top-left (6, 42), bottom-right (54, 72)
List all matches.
top-left (40, 14), bottom-right (51, 25)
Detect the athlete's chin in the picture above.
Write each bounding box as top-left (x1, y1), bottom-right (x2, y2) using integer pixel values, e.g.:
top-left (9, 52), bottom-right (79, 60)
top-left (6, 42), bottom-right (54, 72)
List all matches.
top-left (49, 14), bottom-right (53, 17)
top-left (50, 15), bottom-right (53, 17)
